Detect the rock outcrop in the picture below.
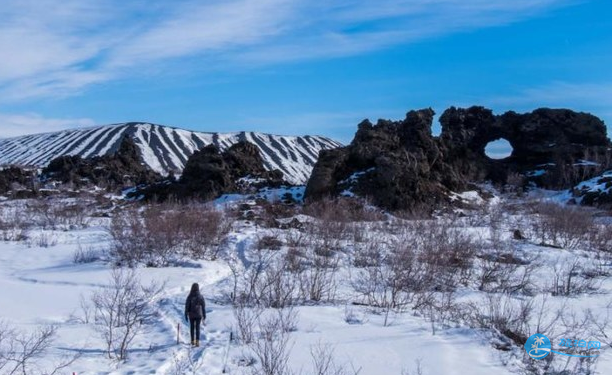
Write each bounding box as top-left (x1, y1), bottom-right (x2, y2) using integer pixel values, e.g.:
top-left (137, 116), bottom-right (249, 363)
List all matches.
top-left (305, 106), bottom-right (610, 211)
top-left (42, 136), bottom-right (162, 191)
top-left (0, 166), bottom-right (37, 195)
top-left (139, 141), bottom-right (286, 201)
top-left (572, 171), bottom-right (612, 208)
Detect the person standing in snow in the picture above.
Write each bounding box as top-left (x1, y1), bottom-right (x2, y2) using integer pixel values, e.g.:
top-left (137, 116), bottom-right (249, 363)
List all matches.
top-left (185, 283), bottom-right (206, 347)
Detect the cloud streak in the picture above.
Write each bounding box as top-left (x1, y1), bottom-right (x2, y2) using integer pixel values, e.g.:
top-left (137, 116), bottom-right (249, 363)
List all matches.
top-left (0, 0), bottom-right (576, 101)
top-left (0, 112), bottom-right (96, 138)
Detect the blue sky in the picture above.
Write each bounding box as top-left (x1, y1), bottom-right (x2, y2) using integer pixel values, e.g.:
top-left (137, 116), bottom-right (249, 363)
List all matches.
top-left (0, 0), bottom-right (610, 143)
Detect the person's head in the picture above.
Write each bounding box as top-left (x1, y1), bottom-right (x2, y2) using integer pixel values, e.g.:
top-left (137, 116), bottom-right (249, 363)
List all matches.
top-left (190, 283), bottom-right (199, 295)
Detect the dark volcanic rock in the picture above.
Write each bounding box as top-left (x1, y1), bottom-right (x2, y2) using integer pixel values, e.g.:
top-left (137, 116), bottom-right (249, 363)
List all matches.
top-left (572, 171), bottom-right (612, 208)
top-left (42, 136), bottom-right (162, 191)
top-left (305, 106), bottom-right (610, 211)
top-left (0, 166), bottom-right (37, 195)
top-left (140, 141), bottom-right (286, 202)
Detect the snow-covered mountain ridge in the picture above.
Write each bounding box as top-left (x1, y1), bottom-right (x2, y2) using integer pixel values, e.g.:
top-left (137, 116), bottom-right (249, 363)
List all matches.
top-left (0, 122), bottom-right (342, 184)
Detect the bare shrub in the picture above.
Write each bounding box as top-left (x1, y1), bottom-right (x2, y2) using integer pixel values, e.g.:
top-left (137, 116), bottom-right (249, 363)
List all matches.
top-left (232, 249), bottom-right (298, 309)
top-left (170, 348), bottom-right (207, 375)
top-left (547, 257), bottom-right (600, 296)
top-left (420, 291), bottom-right (461, 335)
top-left (283, 229), bottom-right (307, 249)
top-left (108, 203), bottom-right (232, 266)
top-left (298, 244), bottom-right (340, 303)
top-left (108, 207), bottom-right (148, 266)
top-left (91, 268), bottom-right (164, 360)
top-left (476, 245), bottom-right (536, 295)
top-left (343, 304), bottom-right (366, 325)
top-left (233, 302), bottom-right (262, 345)
top-left (352, 242), bottom-right (419, 326)
top-left (25, 199), bottom-right (92, 229)
top-left (255, 259), bottom-right (298, 309)
top-left (73, 243), bottom-right (103, 264)
top-left (531, 203), bottom-right (593, 249)
top-left (466, 293), bottom-right (533, 347)
top-left (249, 309), bottom-right (296, 375)
top-left (0, 206), bottom-right (29, 242)
top-left (304, 197), bottom-right (385, 223)
top-left (412, 218), bottom-right (481, 290)
top-left (258, 200), bottom-right (300, 228)
top-left (25, 231), bottom-right (58, 248)
top-left (352, 238), bottom-right (382, 268)
top-left (0, 321), bottom-right (78, 375)
top-left (310, 342), bottom-right (361, 375)
top-left (587, 223), bottom-right (612, 255)
top-left (402, 359), bottom-right (425, 375)
top-left (306, 219), bottom-right (348, 257)
top-left (178, 204), bottom-right (232, 260)
top-left (256, 233), bottom-right (284, 251)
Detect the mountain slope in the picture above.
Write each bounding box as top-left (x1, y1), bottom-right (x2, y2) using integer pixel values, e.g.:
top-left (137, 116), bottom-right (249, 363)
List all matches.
top-left (0, 123), bottom-right (342, 184)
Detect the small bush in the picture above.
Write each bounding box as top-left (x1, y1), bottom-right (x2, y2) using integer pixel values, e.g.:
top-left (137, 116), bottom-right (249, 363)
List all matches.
top-left (108, 203), bottom-right (232, 266)
top-left (257, 234), bottom-right (284, 251)
top-left (531, 203), bottom-right (593, 249)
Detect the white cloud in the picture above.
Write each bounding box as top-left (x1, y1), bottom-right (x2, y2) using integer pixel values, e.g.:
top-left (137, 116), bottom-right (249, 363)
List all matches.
top-left (0, 0), bottom-right (577, 101)
top-left (0, 113), bottom-right (96, 138)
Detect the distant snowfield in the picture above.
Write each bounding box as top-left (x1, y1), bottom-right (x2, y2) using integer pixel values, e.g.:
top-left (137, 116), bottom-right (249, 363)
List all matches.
top-left (0, 123), bottom-right (343, 185)
top-left (0, 193), bottom-right (611, 374)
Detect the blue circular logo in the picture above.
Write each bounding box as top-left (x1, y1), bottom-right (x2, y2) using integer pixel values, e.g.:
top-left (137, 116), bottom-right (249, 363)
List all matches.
top-left (525, 334), bottom-right (551, 360)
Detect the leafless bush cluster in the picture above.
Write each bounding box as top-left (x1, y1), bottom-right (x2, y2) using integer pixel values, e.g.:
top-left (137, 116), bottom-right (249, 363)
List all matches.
top-left (73, 243), bottom-right (103, 264)
top-left (309, 342), bottom-right (362, 375)
top-left (25, 199), bottom-right (92, 230)
top-left (170, 348), bottom-right (207, 375)
top-left (462, 293), bottom-right (603, 374)
top-left (547, 257), bottom-right (601, 296)
top-left (228, 249), bottom-right (297, 309)
top-left (247, 308), bottom-right (298, 375)
top-left (256, 232), bottom-right (284, 251)
top-left (230, 236), bottom-right (341, 308)
top-left (351, 218), bottom-right (483, 326)
top-left (296, 243), bottom-right (340, 303)
top-left (0, 321), bottom-right (78, 375)
top-left (257, 200), bottom-right (301, 227)
top-left (530, 203), bottom-right (594, 249)
top-left (466, 294), bottom-right (535, 347)
top-left (413, 219), bottom-right (480, 289)
top-left (0, 205), bottom-right (29, 242)
top-left (401, 359), bottom-right (425, 375)
top-left (91, 268), bottom-right (164, 360)
top-left (108, 203), bottom-right (232, 266)
top-left (304, 197), bottom-right (385, 223)
top-left (587, 222), bottom-right (612, 255)
top-left (476, 245), bottom-right (535, 295)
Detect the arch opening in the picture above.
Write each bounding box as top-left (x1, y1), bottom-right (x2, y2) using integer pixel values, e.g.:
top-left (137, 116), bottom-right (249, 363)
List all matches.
top-left (484, 138), bottom-right (513, 160)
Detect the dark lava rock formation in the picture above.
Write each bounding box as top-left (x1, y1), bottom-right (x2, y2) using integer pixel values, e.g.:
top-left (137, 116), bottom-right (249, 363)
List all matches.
top-left (42, 136), bottom-right (162, 191)
top-left (572, 171), bottom-right (612, 208)
top-left (139, 141), bottom-right (286, 202)
top-left (305, 106), bottom-right (611, 211)
top-left (0, 166), bottom-right (37, 195)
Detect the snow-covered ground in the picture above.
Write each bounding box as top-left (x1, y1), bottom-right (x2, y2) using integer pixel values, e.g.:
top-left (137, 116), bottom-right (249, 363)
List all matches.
top-left (0, 191), bottom-right (610, 375)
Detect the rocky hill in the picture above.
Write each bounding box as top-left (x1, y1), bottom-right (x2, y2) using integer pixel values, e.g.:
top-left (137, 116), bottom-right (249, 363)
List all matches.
top-left (0, 122), bottom-right (342, 185)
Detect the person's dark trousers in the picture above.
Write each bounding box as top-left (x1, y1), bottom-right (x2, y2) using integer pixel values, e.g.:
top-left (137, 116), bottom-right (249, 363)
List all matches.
top-left (190, 318), bottom-right (202, 344)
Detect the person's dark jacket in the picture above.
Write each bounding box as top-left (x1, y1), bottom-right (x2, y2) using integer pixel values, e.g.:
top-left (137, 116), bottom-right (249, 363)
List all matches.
top-left (185, 293), bottom-right (206, 321)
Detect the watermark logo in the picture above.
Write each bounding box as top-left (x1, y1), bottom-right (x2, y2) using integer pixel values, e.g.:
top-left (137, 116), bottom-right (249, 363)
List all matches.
top-left (525, 334), bottom-right (600, 359)
top-left (525, 334), bottom-right (551, 359)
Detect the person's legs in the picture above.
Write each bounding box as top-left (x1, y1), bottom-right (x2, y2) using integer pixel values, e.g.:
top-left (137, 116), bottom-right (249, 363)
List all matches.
top-left (194, 318), bottom-right (202, 346)
top-left (189, 318), bottom-right (196, 344)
